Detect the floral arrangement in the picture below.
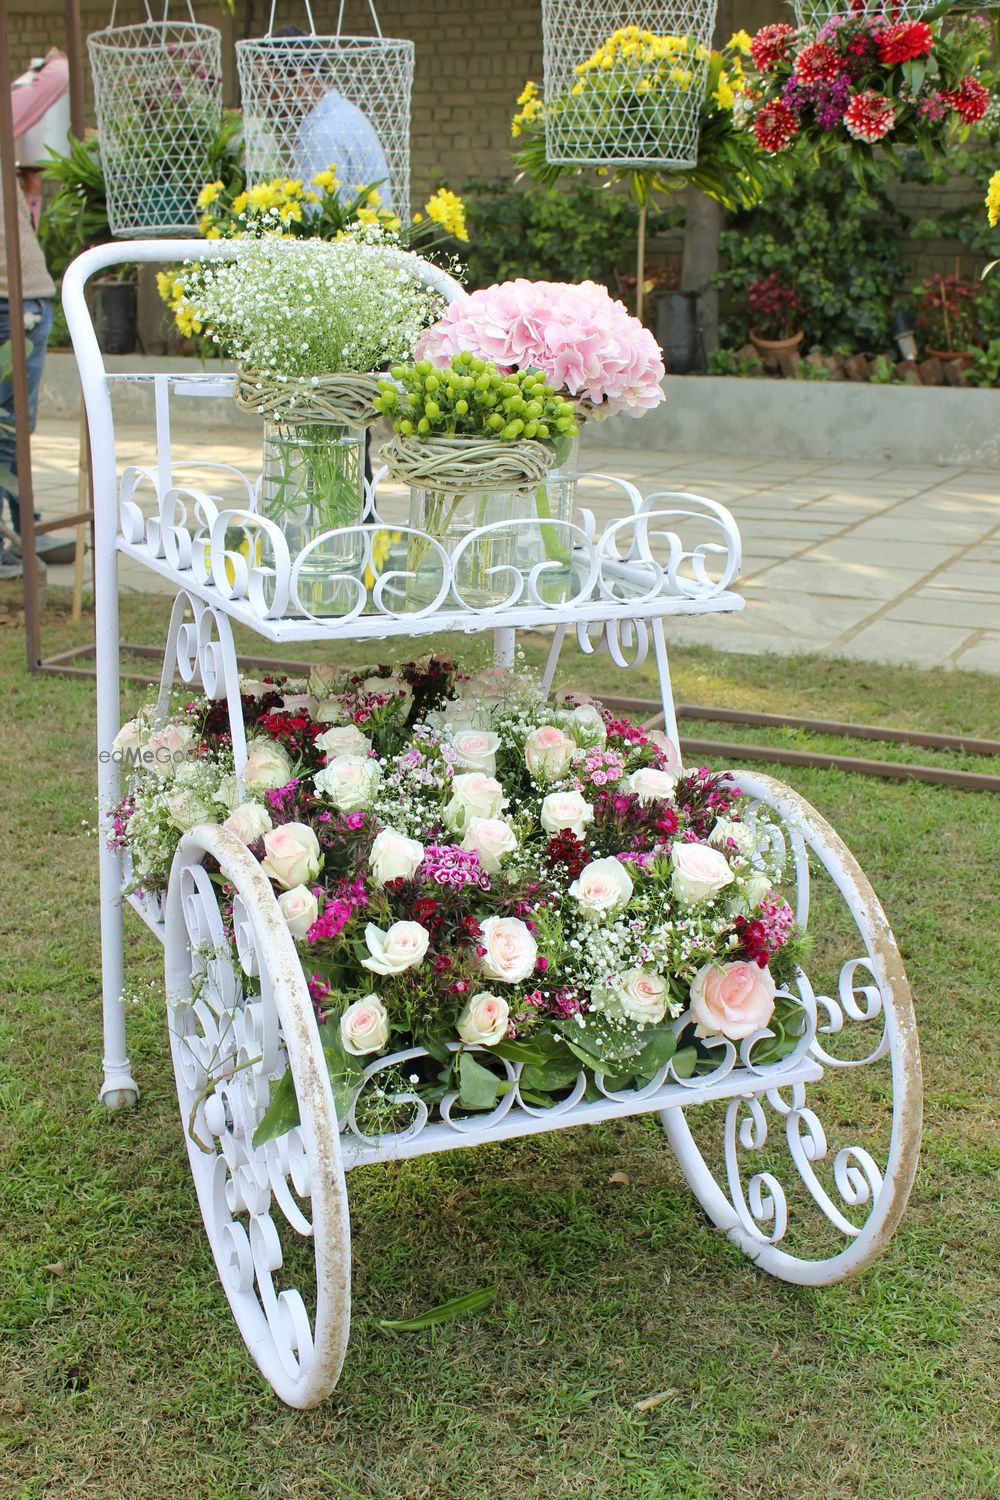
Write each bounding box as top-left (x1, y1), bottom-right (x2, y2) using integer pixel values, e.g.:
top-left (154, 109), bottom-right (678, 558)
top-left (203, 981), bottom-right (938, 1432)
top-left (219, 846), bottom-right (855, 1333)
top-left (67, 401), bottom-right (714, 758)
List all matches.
top-left (739, 13), bottom-right (994, 157)
top-left (415, 279), bottom-right (666, 419)
top-left (374, 354), bottom-right (580, 444)
top-left (192, 164), bottom-right (468, 245)
top-left (111, 659), bottom-right (804, 1134)
top-left (914, 272), bottom-right (979, 353)
top-left (747, 273), bottom-right (802, 341)
top-left (159, 229), bottom-right (445, 374)
top-left (513, 30), bottom-right (786, 213)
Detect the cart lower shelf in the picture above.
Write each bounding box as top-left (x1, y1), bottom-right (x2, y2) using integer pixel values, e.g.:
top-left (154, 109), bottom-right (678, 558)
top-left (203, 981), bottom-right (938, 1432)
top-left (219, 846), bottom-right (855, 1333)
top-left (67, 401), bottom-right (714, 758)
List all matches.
top-left (146, 769), bottom-right (922, 1409)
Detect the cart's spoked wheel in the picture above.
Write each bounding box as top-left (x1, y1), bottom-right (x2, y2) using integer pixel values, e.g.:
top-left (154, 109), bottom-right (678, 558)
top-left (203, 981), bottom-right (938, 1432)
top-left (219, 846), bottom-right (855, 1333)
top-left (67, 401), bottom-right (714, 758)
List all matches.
top-left (662, 772), bottom-right (922, 1286)
top-left (164, 825), bottom-right (350, 1407)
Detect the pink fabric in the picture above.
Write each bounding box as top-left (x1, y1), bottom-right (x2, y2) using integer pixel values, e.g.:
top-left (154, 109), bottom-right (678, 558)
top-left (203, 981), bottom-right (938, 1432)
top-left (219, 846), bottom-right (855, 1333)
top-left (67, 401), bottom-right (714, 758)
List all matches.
top-left (11, 51), bottom-right (69, 139)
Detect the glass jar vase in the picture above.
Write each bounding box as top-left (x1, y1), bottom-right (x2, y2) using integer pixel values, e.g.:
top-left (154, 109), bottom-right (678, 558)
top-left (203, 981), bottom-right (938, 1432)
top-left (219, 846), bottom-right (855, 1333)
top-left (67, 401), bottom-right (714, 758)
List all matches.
top-left (261, 418), bottom-right (366, 616)
top-left (405, 482), bottom-right (576, 612)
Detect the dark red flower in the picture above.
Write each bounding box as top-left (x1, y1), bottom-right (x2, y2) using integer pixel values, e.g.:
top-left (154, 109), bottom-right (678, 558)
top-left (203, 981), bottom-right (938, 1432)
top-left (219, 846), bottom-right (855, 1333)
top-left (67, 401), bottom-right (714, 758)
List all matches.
top-left (793, 42), bottom-right (843, 87)
top-left (943, 75), bottom-right (989, 125)
top-left (875, 21), bottom-right (933, 67)
top-left (750, 23), bottom-right (797, 74)
top-left (753, 100), bottom-right (799, 153)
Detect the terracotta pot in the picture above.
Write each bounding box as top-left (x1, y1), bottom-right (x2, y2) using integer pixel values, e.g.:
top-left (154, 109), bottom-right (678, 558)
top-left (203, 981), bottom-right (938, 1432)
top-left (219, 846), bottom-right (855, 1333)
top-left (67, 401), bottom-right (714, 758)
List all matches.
top-left (750, 328), bottom-right (805, 359)
top-left (926, 348), bottom-right (975, 370)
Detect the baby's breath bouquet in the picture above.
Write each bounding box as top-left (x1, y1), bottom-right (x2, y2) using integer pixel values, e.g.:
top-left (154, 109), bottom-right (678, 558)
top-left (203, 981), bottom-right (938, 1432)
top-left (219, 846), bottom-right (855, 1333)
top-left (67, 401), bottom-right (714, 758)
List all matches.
top-left (171, 231), bottom-right (447, 617)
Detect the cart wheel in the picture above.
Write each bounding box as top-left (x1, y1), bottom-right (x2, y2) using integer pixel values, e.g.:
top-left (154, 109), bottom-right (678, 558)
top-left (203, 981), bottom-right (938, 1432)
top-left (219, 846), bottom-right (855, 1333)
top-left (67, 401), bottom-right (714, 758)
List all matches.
top-left (662, 771), bottom-right (922, 1287)
top-left (163, 825), bottom-right (350, 1407)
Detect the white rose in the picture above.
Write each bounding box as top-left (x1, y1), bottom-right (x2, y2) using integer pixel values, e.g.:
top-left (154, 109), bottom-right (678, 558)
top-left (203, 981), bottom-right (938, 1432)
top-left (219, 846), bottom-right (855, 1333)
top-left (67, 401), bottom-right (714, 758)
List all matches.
top-left (569, 856), bottom-right (634, 917)
top-left (277, 884), bottom-right (318, 940)
top-left (626, 766), bottom-right (678, 804)
top-left (711, 816), bottom-right (758, 859)
top-left (369, 827), bottom-right (424, 885)
top-left (166, 788), bottom-right (216, 832)
top-left (568, 703), bottom-right (607, 745)
top-left (214, 774), bottom-right (242, 813)
top-left (540, 790), bottom-right (593, 838)
top-left (314, 753), bottom-right (382, 811)
top-left (728, 870), bottom-right (772, 916)
top-left (448, 727), bottom-right (501, 775)
top-left (457, 992), bottom-right (510, 1046)
top-left (312, 699), bottom-right (346, 724)
top-left (146, 722), bottom-right (195, 778)
top-left (260, 822), bottom-right (323, 889)
top-left (361, 920), bottom-right (430, 975)
top-left (648, 730), bottom-right (683, 773)
top-left (461, 817), bottom-right (518, 873)
top-left (458, 665), bottom-right (513, 702)
top-left (243, 738), bottom-right (293, 791)
top-left (223, 801), bottom-right (273, 844)
top-left (340, 994), bottom-right (390, 1056)
top-left (478, 915), bottom-right (538, 984)
top-left (443, 772), bottom-right (505, 833)
top-left (316, 724), bottom-right (371, 760)
top-left (276, 693), bottom-right (318, 717)
top-left (614, 968), bottom-right (669, 1025)
top-left (239, 677), bottom-right (272, 698)
top-left (363, 673), bottom-right (410, 702)
top-left (112, 717), bottom-right (144, 760)
top-left (671, 841), bottom-right (734, 905)
top-left (524, 725), bottom-right (576, 781)
top-left (307, 663), bottom-right (339, 699)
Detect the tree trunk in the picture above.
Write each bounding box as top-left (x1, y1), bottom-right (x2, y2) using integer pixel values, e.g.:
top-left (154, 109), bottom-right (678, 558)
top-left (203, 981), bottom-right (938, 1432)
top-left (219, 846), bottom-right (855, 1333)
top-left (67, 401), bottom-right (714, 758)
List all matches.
top-left (680, 187), bottom-right (722, 360)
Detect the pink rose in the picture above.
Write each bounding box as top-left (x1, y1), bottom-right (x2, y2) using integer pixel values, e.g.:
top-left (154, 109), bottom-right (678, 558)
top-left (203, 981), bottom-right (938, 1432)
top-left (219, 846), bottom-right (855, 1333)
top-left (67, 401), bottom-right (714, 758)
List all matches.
top-left (689, 961), bottom-right (777, 1041)
top-left (524, 724), bottom-right (575, 780)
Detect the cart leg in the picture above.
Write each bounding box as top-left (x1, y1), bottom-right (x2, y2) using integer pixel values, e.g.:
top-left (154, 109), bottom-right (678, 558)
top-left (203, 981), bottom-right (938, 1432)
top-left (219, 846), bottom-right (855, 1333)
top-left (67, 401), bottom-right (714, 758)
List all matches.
top-left (493, 626), bottom-right (515, 668)
top-left (650, 617), bottom-right (681, 764)
top-left (93, 412), bottom-right (137, 1108)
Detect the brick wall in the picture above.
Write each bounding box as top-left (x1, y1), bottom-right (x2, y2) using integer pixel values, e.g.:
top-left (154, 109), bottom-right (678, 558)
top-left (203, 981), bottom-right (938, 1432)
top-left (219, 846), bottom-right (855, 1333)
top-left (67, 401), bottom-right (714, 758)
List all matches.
top-left (7, 0), bottom-right (984, 277)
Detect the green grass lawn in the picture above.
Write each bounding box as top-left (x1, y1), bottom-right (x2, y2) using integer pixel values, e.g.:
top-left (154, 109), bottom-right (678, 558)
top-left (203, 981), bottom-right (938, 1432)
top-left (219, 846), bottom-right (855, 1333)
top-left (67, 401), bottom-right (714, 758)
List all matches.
top-left (2, 591), bottom-right (998, 1500)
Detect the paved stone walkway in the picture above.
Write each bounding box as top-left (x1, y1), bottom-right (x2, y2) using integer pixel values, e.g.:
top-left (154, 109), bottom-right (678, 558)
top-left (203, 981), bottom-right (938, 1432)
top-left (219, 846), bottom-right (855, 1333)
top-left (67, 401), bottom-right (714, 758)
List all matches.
top-left (22, 417), bottom-right (1000, 673)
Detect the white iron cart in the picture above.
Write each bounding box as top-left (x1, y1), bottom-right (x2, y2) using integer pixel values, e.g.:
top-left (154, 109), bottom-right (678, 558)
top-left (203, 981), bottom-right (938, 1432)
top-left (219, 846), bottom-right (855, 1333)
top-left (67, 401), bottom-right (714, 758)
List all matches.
top-left (65, 242), bottom-right (922, 1409)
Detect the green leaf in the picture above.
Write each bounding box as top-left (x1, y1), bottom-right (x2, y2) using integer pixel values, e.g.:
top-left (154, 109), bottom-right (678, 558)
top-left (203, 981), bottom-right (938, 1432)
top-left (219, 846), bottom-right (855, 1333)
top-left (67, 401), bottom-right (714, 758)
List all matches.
top-left (251, 1070), bottom-right (300, 1147)
top-left (378, 1286), bottom-right (498, 1331)
top-left (457, 1051), bottom-right (505, 1111)
top-left (671, 1047), bottom-right (697, 1080)
top-left (493, 1038), bottom-right (550, 1066)
top-left (633, 1025), bottom-right (678, 1081)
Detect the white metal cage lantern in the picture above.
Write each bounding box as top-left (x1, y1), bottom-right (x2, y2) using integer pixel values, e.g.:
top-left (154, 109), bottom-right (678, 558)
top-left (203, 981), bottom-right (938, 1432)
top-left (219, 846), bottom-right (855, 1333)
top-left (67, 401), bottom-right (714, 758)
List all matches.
top-left (236, 1), bottom-right (415, 219)
top-left (541, 0), bottom-right (719, 170)
top-left (87, 2), bottom-right (223, 238)
top-left (791, 0), bottom-right (936, 26)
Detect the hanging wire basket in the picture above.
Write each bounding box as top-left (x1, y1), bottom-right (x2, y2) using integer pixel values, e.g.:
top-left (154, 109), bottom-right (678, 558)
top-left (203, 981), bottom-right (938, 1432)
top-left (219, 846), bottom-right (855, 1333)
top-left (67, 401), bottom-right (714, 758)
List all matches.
top-left (236, 0), bottom-right (415, 219)
top-left (540, 0), bottom-right (719, 170)
top-left (87, 1), bottom-right (223, 238)
top-left (791, 0), bottom-right (936, 25)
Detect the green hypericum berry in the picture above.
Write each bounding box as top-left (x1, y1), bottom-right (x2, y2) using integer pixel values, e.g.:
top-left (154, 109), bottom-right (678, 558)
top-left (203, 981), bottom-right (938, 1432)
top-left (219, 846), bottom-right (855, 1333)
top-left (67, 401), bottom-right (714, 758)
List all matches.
top-left (425, 400), bottom-right (440, 418)
top-left (417, 416), bottom-right (430, 434)
top-left (455, 399), bottom-right (469, 415)
top-left (399, 419), bottom-right (414, 436)
top-left (487, 413), bottom-right (503, 430)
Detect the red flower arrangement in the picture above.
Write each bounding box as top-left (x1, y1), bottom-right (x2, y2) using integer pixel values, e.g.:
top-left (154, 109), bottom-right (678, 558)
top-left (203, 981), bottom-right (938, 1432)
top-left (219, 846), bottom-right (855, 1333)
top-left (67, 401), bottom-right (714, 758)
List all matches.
top-left (738, 11), bottom-right (995, 156)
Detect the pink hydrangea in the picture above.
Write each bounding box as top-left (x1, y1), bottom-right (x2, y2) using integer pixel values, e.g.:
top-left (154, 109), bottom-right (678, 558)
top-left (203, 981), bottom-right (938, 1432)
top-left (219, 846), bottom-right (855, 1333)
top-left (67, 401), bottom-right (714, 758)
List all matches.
top-left (416, 279), bottom-right (666, 418)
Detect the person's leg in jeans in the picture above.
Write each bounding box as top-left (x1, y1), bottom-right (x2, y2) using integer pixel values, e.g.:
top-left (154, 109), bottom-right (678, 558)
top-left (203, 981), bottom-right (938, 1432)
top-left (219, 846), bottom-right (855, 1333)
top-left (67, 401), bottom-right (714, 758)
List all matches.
top-left (0, 296), bottom-right (54, 534)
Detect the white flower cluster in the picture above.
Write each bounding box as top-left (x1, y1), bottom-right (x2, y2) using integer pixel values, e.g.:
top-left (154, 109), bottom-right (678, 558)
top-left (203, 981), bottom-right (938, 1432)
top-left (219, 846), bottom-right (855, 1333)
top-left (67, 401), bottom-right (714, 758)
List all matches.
top-left (177, 235), bottom-right (445, 378)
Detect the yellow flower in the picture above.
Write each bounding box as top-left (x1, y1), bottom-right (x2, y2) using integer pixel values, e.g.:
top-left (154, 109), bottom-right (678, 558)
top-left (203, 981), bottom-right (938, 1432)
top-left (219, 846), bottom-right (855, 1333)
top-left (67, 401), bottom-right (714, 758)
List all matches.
top-left (412, 210), bottom-right (424, 223)
top-left (312, 168), bottom-right (338, 191)
top-left (424, 187), bottom-right (468, 243)
top-left (203, 226), bottom-right (222, 240)
top-left (281, 177), bottom-right (304, 198)
top-left (198, 211), bottom-right (215, 235)
top-left (367, 189), bottom-right (383, 208)
top-left (196, 179), bottom-right (222, 209)
top-left (987, 169), bottom-right (1000, 228)
top-left (278, 201), bottom-right (303, 222)
top-left (248, 182), bottom-right (280, 210)
top-left (713, 74), bottom-right (735, 110)
top-left (728, 29), bottom-right (752, 55)
top-left (517, 80), bottom-right (538, 106)
top-left (231, 191), bottom-right (249, 216)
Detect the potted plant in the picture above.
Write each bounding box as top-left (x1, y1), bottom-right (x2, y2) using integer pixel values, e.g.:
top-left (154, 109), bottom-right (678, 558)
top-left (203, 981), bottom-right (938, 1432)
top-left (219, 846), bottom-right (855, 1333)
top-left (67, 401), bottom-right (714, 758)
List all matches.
top-left (375, 353), bottom-right (579, 611)
top-left (916, 273), bottom-right (980, 367)
top-left (747, 273), bottom-right (803, 358)
top-left (164, 232), bottom-right (445, 615)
